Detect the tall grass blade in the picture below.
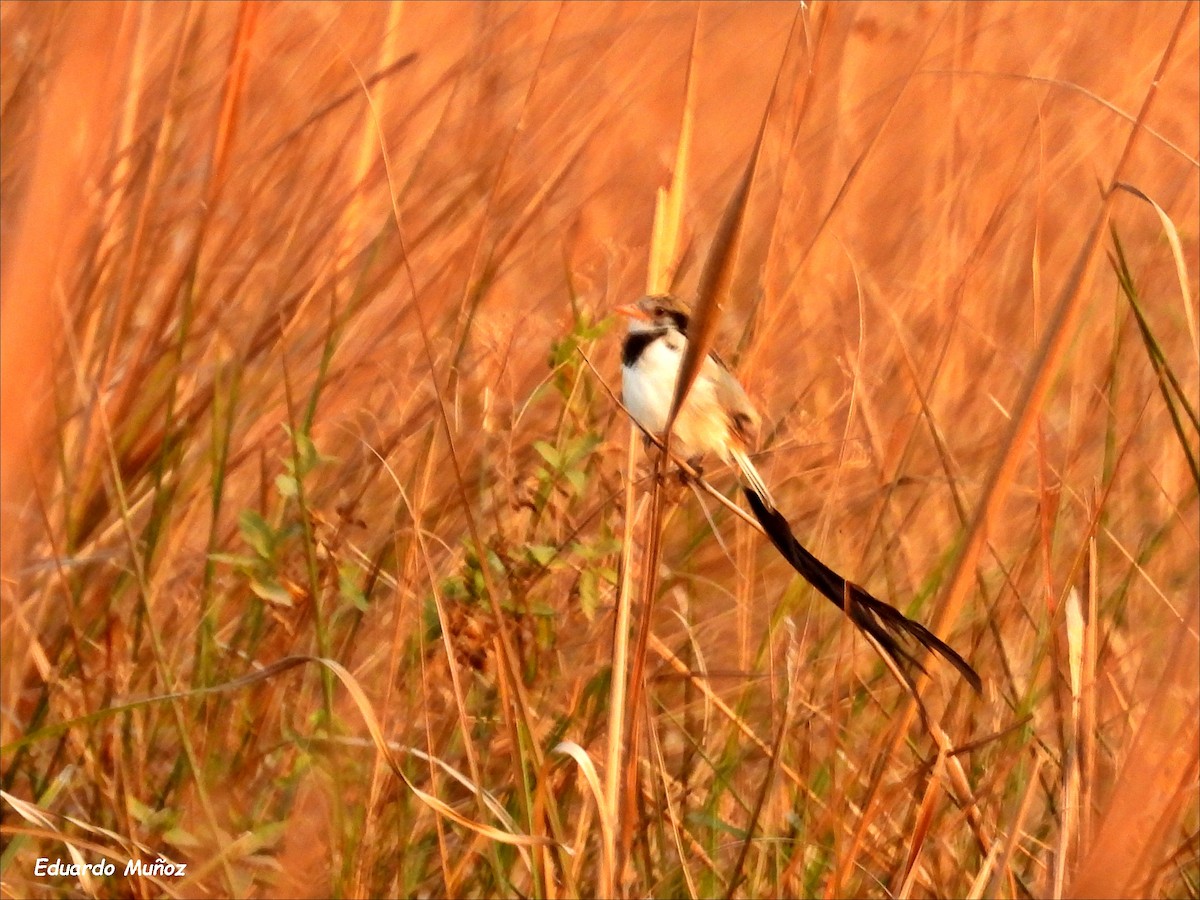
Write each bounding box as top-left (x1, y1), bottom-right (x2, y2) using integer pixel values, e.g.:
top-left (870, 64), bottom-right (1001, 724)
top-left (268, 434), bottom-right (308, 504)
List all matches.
top-left (647, 13), bottom-right (698, 297)
top-left (1067, 593), bottom-right (1200, 899)
top-left (663, 7), bottom-right (801, 439)
top-left (1114, 181), bottom-right (1197, 355)
top-left (1109, 227), bottom-right (1200, 487)
top-left (929, 0), bottom-right (1192, 694)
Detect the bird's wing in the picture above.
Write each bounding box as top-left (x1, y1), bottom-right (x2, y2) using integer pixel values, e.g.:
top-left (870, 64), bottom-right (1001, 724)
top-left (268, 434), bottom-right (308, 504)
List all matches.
top-left (704, 353), bottom-right (760, 446)
top-left (699, 353), bottom-right (776, 507)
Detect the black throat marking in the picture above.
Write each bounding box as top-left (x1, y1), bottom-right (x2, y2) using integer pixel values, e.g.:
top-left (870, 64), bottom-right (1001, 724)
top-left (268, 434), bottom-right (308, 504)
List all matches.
top-left (621, 330), bottom-right (666, 367)
top-left (621, 307), bottom-right (690, 367)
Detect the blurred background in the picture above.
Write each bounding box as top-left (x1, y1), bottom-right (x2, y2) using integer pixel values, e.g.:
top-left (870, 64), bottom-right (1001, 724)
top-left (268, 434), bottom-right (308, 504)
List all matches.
top-left (2, 3), bottom-right (1196, 897)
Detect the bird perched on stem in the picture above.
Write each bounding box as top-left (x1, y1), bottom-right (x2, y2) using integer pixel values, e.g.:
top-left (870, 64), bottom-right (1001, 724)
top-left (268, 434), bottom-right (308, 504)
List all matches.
top-left (617, 294), bottom-right (981, 693)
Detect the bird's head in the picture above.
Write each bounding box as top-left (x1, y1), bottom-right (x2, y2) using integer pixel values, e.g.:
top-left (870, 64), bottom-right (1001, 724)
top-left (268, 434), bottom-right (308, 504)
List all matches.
top-left (614, 294), bottom-right (691, 335)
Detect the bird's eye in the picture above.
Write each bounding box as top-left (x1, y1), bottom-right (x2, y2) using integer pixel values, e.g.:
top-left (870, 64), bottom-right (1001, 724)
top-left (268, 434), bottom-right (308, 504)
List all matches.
top-left (653, 306), bottom-right (666, 317)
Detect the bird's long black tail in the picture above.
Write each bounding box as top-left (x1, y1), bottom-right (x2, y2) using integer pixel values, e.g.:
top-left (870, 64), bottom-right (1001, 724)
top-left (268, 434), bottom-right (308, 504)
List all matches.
top-left (744, 488), bottom-right (982, 693)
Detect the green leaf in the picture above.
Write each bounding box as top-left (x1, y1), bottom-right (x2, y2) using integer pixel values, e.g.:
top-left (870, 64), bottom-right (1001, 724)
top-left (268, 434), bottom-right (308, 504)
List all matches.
top-left (275, 473), bottom-right (298, 498)
top-left (578, 569), bottom-right (597, 621)
top-left (339, 568), bottom-right (368, 611)
top-left (485, 548), bottom-right (506, 574)
top-left (686, 810), bottom-right (747, 839)
top-left (293, 430), bottom-right (319, 475)
top-left (527, 544), bottom-right (558, 566)
top-left (250, 578), bottom-right (294, 607)
top-left (238, 510), bottom-right (274, 560)
top-left (563, 432), bottom-right (602, 465)
top-left (207, 552), bottom-right (259, 569)
top-left (126, 796), bottom-right (154, 824)
top-left (162, 826), bottom-right (202, 849)
top-left (533, 440), bottom-right (561, 468)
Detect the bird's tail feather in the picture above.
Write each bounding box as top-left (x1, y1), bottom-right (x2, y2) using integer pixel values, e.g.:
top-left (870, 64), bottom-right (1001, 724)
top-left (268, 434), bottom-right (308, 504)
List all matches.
top-left (730, 447), bottom-right (776, 512)
top-left (743, 488), bottom-right (982, 693)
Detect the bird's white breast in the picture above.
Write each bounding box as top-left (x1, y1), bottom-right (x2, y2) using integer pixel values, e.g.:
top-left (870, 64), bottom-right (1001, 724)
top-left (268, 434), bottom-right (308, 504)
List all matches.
top-left (621, 332), bottom-right (730, 460)
top-left (622, 333), bottom-right (682, 436)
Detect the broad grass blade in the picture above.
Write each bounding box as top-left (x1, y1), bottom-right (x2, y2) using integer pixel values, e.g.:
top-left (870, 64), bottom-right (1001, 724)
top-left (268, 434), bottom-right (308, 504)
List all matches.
top-left (664, 8), bottom-right (801, 440)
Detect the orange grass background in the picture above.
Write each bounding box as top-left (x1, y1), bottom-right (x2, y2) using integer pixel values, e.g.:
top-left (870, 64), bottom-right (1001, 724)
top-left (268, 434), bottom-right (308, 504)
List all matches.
top-left (1, 2), bottom-right (1197, 897)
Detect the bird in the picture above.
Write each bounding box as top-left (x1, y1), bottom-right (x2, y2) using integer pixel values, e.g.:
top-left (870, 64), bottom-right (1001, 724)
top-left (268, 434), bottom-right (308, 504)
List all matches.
top-left (617, 293), bottom-right (981, 693)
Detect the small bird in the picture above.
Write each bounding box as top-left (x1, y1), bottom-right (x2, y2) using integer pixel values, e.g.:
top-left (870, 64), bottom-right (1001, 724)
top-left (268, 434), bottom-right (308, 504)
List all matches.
top-left (617, 294), bottom-right (981, 693)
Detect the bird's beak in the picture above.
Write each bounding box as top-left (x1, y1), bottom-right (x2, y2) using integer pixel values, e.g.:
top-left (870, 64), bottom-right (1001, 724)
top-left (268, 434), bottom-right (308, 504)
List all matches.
top-left (615, 303), bottom-right (651, 322)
